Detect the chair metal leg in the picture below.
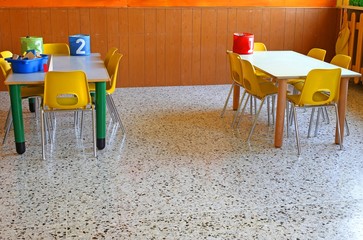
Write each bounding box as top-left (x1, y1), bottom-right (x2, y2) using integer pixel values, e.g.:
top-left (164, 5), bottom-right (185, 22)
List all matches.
top-left (334, 104), bottom-right (343, 150)
top-left (79, 110), bottom-right (84, 138)
top-left (307, 108), bottom-right (316, 138)
top-left (45, 112), bottom-right (53, 144)
top-left (106, 97), bottom-right (117, 123)
top-left (345, 117), bottom-right (350, 136)
top-left (3, 108), bottom-right (11, 131)
top-left (292, 106), bottom-right (301, 155)
top-left (92, 107), bottom-right (97, 157)
top-left (286, 101), bottom-right (290, 137)
top-left (247, 98), bottom-right (265, 142)
top-left (2, 109), bottom-right (12, 145)
top-left (271, 95), bottom-right (275, 125)
top-left (41, 109), bottom-right (46, 160)
top-left (220, 84), bottom-right (234, 118)
top-left (314, 107), bottom-right (322, 137)
top-left (107, 95), bottom-right (126, 134)
top-left (234, 93), bottom-right (250, 128)
top-left (322, 107), bottom-right (330, 124)
top-left (232, 91), bottom-right (248, 127)
top-left (267, 97), bottom-right (271, 126)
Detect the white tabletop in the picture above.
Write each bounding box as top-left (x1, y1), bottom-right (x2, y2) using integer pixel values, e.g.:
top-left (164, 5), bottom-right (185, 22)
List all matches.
top-left (5, 53), bottom-right (109, 85)
top-left (240, 51), bottom-right (362, 79)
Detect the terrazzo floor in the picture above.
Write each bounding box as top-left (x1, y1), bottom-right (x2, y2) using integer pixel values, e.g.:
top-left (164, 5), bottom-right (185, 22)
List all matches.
top-left (0, 83), bottom-right (363, 239)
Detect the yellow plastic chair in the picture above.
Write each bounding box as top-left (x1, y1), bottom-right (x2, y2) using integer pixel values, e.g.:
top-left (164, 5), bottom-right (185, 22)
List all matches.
top-left (234, 59), bottom-right (278, 142)
top-left (254, 42), bottom-right (267, 51)
top-left (222, 50), bottom-right (274, 126)
top-left (0, 50), bottom-right (13, 58)
top-left (220, 50), bottom-right (245, 119)
top-left (286, 68), bottom-right (342, 155)
top-left (43, 43), bottom-right (70, 55)
top-left (288, 48), bottom-right (327, 88)
top-left (307, 48), bottom-right (327, 61)
top-left (104, 47), bottom-right (118, 67)
top-left (1, 58), bottom-right (43, 145)
top-left (40, 71), bottom-right (96, 160)
top-left (253, 42), bottom-right (275, 118)
top-left (304, 54), bottom-right (351, 137)
top-left (253, 42), bottom-right (271, 79)
top-left (89, 52), bottom-right (125, 134)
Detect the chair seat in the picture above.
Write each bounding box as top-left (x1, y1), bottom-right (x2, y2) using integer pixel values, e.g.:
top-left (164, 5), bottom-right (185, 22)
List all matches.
top-left (287, 92), bottom-right (329, 107)
top-left (247, 80), bottom-right (277, 99)
top-left (287, 78), bottom-right (305, 86)
top-left (256, 70), bottom-right (272, 79)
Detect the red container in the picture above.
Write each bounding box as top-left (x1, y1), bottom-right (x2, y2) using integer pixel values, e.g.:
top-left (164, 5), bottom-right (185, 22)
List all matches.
top-left (233, 33), bottom-right (254, 54)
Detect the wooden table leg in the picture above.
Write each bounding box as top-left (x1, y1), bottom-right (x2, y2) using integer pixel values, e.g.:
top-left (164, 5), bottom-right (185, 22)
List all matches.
top-left (274, 79), bottom-right (287, 148)
top-left (233, 85), bottom-right (240, 110)
top-left (336, 77), bottom-right (348, 144)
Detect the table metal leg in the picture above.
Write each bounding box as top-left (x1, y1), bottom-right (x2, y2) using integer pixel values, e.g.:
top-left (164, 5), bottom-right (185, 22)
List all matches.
top-left (95, 82), bottom-right (106, 150)
top-left (9, 85), bottom-right (26, 154)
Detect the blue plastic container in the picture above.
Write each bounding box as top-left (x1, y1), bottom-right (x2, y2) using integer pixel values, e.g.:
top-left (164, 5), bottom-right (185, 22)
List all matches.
top-left (69, 34), bottom-right (91, 56)
top-left (6, 54), bottom-right (49, 73)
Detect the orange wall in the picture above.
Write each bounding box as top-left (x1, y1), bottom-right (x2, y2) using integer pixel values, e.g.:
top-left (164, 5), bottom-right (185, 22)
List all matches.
top-left (0, 0), bottom-right (337, 7)
top-left (0, 7), bottom-right (340, 90)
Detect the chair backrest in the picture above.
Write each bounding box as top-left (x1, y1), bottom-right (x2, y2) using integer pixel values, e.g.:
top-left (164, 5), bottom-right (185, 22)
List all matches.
top-left (330, 54), bottom-right (351, 69)
top-left (297, 68), bottom-right (342, 106)
top-left (43, 43), bottom-right (70, 55)
top-left (226, 50), bottom-right (244, 86)
top-left (0, 58), bottom-right (12, 78)
top-left (43, 71), bottom-right (91, 110)
top-left (254, 42), bottom-right (267, 51)
top-left (104, 47), bottom-right (118, 67)
top-left (241, 59), bottom-right (266, 98)
top-left (106, 52), bottom-right (123, 94)
top-left (0, 50), bottom-right (13, 58)
top-left (307, 48), bottom-right (326, 61)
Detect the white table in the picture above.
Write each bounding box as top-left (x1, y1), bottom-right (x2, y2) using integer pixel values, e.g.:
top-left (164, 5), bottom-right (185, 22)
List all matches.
top-left (5, 53), bottom-right (110, 154)
top-left (237, 51), bottom-right (361, 148)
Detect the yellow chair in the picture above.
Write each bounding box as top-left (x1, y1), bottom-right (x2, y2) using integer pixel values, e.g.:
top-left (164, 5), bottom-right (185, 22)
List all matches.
top-left (89, 52), bottom-right (125, 133)
top-left (0, 50), bottom-right (13, 58)
top-left (40, 71), bottom-right (96, 160)
top-left (253, 42), bottom-right (271, 79)
top-left (1, 58), bottom-right (43, 145)
top-left (286, 68), bottom-right (342, 155)
top-left (307, 48), bottom-right (327, 61)
top-left (43, 43), bottom-right (70, 55)
top-left (288, 48), bottom-right (327, 88)
top-left (235, 59), bottom-right (278, 142)
top-left (222, 50), bottom-right (274, 126)
top-left (104, 47), bottom-right (118, 67)
top-left (304, 54), bottom-right (352, 137)
top-left (253, 42), bottom-right (267, 51)
top-left (220, 50), bottom-right (246, 119)
top-left (252, 42), bottom-right (275, 121)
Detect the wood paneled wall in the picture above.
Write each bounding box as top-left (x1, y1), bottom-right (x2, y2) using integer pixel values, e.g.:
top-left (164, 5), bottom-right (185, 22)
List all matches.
top-left (0, 7), bottom-right (340, 90)
top-left (0, 0), bottom-right (337, 7)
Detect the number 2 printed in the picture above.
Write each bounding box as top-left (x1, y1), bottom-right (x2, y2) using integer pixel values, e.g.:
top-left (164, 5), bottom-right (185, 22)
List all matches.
top-left (76, 38), bottom-right (86, 55)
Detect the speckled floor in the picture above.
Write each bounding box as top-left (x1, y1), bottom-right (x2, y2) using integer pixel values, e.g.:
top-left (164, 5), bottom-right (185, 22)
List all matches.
top-left (0, 83), bottom-right (363, 239)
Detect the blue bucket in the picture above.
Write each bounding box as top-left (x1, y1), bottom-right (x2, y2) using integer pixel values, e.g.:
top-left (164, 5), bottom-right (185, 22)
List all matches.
top-left (69, 34), bottom-right (90, 56)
